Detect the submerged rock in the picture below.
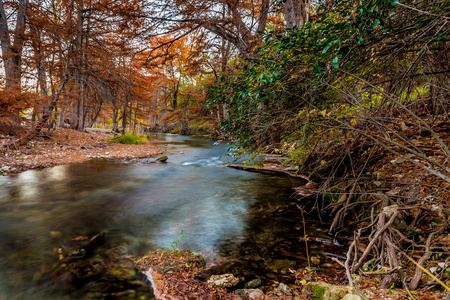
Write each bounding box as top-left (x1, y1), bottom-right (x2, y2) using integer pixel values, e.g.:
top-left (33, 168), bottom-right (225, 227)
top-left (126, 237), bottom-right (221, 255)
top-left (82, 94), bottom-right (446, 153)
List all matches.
top-left (156, 156), bottom-right (168, 162)
top-left (51, 233), bottom-right (154, 299)
top-left (207, 274), bottom-right (239, 288)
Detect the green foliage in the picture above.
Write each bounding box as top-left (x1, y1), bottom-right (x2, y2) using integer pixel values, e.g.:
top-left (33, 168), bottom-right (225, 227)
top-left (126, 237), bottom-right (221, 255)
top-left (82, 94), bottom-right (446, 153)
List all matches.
top-left (206, 0), bottom-right (449, 169)
top-left (188, 121), bottom-right (211, 135)
top-left (110, 133), bottom-right (151, 144)
top-left (170, 127), bottom-right (181, 134)
top-left (168, 229), bottom-right (187, 253)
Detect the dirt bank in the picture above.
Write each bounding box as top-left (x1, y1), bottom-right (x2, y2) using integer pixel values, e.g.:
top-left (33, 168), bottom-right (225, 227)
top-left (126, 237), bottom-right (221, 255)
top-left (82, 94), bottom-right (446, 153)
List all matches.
top-left (0, 128), bottom-right (161, 174)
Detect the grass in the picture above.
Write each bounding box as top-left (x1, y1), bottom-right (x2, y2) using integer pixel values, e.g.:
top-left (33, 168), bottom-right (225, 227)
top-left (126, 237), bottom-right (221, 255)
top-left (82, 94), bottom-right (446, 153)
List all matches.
top-left (110, 132), bottom-right (151, 144)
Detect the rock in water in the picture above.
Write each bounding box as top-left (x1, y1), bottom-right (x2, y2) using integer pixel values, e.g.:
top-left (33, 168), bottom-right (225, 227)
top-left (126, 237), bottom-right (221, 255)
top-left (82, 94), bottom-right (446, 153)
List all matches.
top-left (207, 274), bottom-right (239, 288)
top-left (156, 156), bottom-right (168, 162)
top-left (245, 278), bottom-right (262, 288)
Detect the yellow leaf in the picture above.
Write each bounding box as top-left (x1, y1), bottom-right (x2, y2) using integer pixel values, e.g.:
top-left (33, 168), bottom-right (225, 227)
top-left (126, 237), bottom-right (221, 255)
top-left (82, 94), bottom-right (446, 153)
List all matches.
top-left (351, 118), bottom-right (357, 126)
top-left (320, 109), bottom-right (326, 117)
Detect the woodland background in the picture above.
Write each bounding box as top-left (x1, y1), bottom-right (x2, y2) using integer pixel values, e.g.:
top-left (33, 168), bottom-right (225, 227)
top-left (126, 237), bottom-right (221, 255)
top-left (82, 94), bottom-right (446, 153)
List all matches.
top-left (0, 0), bottom-right (450, 296)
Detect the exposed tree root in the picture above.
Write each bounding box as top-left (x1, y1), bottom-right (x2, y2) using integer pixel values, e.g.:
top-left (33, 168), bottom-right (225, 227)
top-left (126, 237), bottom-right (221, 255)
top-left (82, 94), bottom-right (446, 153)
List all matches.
top-left (327, 188), bottom-right (449, 292)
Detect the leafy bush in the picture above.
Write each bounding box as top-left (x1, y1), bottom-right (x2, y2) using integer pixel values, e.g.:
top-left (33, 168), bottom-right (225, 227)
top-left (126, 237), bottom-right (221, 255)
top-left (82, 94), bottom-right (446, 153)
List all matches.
top-left (207, 0), bottom-right (449, 174)
top-left (110, 132), bottom-right (151, 144)
top-left (170, 127), bottom-right (181, 134)
top-left (188, 121), bottom-right (211, 134)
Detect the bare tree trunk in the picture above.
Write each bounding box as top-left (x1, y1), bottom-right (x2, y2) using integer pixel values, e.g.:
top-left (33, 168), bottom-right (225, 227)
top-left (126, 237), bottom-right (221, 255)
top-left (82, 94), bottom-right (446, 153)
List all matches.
top-left (58, 92), bottom-right (68, 128)
top-left (0, 0), bottom-right (28, 125)
top-left (180, 106), bottom-right (188, 134)
top-left (284, 0), bottom-right (309, 28)
top-left (4, 42), bottom-right (73, 149)
top-left (223, 104), bottom-right (229, 120)
top-left (173, 85), bottom-right (179, 111)
top-left (0, 0), bottom-right (27, 88)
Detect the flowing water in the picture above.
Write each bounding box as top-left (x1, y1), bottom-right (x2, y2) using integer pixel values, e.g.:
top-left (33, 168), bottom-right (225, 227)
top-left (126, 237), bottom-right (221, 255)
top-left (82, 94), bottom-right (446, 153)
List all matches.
top-left (0, 134), bottom-right (343, 299)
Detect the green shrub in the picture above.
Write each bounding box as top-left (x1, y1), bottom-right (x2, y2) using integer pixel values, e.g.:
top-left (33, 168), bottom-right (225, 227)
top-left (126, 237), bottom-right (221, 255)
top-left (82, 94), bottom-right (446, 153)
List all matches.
top-left (110, 133), bottom-right (151, 144)
top-left (170, 127), bottom-right (181, 134)
top-left (188, 121), bottom-right (211, 134)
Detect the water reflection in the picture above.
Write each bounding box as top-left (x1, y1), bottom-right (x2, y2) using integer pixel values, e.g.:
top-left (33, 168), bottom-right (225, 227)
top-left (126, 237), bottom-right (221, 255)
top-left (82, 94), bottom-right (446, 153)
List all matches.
top-left (0, 134), bottom-right (339, 299)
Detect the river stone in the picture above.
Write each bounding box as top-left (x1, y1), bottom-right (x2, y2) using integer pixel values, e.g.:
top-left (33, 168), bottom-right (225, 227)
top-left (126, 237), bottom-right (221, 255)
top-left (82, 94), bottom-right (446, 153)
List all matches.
top-left (382, 205), bottom-right (408, 230)
top-left (236, 289), bottom-right (264, 299)
top-left (351, 274), bottom-right (363, 283)
top-left (245, 278), bottom-right (262, 288)
top-left (267, 259), bottom-right (296, 271)
top-left (341, 295), bottom-right (362, 300)
top-left (430, 205), bottom-right (450, 224)
top-left (207, 274), bottom-right (239, 288)
top-left (304, 282), bottom-right (355, 300)
top-left (278, 283), bottom-right (292, 295)
top-left (156, 156), bottom-right (168, 162)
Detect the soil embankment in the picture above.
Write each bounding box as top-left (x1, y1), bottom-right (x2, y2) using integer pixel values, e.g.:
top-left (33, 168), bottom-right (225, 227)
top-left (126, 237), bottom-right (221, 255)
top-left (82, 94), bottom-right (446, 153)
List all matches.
top-left (0, 128), bottom-right (161, 173)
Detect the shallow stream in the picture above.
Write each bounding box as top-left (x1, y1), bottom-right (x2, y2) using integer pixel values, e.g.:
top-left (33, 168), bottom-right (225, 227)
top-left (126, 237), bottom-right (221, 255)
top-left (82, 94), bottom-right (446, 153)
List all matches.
top-left (0, 134), bottom-right (343, 299)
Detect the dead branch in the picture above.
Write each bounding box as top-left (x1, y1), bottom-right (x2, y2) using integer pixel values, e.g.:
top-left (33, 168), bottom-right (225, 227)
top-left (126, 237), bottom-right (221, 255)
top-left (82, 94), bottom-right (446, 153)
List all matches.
top-left (409, 225), bottom-right (447, 290)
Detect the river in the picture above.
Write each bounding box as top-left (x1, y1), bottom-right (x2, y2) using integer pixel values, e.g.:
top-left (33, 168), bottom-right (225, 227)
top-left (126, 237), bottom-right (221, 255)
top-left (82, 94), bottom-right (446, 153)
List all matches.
top-left (0, 134), bottom-right (342, 299)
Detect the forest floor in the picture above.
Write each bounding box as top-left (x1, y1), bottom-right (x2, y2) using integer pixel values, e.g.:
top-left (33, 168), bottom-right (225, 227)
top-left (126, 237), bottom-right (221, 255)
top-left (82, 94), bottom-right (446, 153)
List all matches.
top-left (0, 128), bottom-right (162, 174)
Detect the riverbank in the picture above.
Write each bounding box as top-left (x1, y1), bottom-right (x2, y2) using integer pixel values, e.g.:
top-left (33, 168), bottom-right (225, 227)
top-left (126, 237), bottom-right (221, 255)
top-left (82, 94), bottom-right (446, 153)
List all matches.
top-left (0, 128), bottom-right (162, 174)
top-left (1, 129), bottom-right (448, 299)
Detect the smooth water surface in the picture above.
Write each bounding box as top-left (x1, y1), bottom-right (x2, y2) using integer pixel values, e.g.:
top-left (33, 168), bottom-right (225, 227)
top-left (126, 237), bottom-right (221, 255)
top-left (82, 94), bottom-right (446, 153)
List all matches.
top-left (0, 134), bottom-right (341, 299)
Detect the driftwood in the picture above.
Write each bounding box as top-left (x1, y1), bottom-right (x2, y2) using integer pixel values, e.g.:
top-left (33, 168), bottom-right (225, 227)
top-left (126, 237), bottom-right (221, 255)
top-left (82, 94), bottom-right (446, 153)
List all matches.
top-left (227, 164), bottom-right (308, 180)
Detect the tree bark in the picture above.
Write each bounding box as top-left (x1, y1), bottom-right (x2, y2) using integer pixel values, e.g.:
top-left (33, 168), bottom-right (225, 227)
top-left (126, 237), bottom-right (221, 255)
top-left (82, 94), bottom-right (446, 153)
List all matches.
top-left (0, 0), bottom-right (28, 125)
top-left (0, 0), bottom-right (28, 88)
top-left (284, 0), bottom-right (309, 28)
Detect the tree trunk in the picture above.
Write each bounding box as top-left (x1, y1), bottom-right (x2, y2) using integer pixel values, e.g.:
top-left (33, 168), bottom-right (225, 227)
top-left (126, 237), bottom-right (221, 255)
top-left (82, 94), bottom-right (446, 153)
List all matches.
top-left (58, 93), bottom-right (69, 128)
top-left (173, 82), bottom-right (179, 111)
top-left (0, 0), bottom-right (27, 88)
top-left (0, 0), bottom-right (28, 125)
top-left (284, 0), bottom-right (309, 28)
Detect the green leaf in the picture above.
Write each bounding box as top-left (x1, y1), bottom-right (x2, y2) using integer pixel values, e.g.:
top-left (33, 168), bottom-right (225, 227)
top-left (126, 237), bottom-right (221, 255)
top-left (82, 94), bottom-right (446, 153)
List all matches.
top-left (391, 0), bottom-right (399, 5)
top-left (332, 57), bottom-right (339, 69)
top-left (373, 19), bottom-right (381, 27)
top-left (313, 64), bottom-right (321, 73)
top-left (322, 46), bottom-right (330, 54)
